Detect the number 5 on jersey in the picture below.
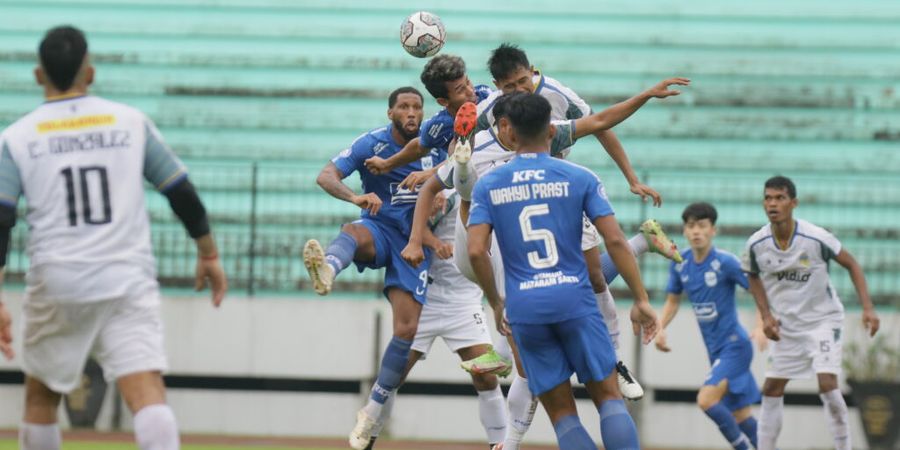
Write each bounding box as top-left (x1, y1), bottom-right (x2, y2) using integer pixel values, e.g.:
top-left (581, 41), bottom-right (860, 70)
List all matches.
top-left (61, 166), bottom-right (112, 226)
top-left (519, 203), bottom-right (558, 269)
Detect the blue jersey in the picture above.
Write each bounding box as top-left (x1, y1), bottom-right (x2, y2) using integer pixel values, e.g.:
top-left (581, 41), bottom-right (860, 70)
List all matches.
top-left (667, 247), bottom-right (751, 355)
top-left (469, 152), bottom-right (614, 324)
top-left (419, 84), bottom-right (492, 153)
top-left (332, 124), bottom-right (444, 234)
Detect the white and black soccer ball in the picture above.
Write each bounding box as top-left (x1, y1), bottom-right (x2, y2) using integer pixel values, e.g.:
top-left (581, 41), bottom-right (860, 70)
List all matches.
top-left (400, 11), bottom-right (445, 58)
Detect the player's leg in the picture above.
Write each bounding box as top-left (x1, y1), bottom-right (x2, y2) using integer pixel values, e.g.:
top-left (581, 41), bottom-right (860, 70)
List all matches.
top-left (458, 344), bottom-right (507, 447)
top-left (303, 221), bottom-right (377, 295)
top-left (698, 379), bottom-right (752, 450)
top-left (366, 350), bottom-right (423, 450)
top-left (811, 321), bottom-right (850, 450)
top-left (538, 382), bottom-right (595, 450)
top-left (502, 334), bottom-right (538, 450)
top-left (585, 375), bottom-right (640, 450)
top-left (758, 377), bottom-right (789, 450)
top-left (596, 220), bottom-right (683, 284)
top-left (732, 407), bottom-right (758, 450)
top-left (117, 371), bottom-right (179, 450)
top-left (20, 377), bottom-right (63, 450)
top-left (451, 101), bottom-right (478, 201)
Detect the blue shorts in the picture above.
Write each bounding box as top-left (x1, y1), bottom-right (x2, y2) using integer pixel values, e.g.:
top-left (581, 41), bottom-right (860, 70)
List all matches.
top-left (511, 312), bottom-right (616, 396)
top-left (705, 338), bottom-right (761, 411)
top-left (354, 218), bottom-right (431, 304)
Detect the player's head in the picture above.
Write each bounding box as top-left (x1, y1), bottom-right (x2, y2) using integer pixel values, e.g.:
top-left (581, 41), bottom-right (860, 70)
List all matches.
top-left (488, 43), bottom-right (533, 95)
top-left (504, 93), bottom-right (554, 151)
top-left (491, 92), bottom-right (526, 150)
top-left (420, 54), bottom-right (476, 111)
top-left (36, 25), bottom-right (93, 94)
top-left (763, 175), bottom-right (798, 224)
top-left (681, 202), bottom-right (718, 251)
top-left (387, 86), bottom-right (424, 141)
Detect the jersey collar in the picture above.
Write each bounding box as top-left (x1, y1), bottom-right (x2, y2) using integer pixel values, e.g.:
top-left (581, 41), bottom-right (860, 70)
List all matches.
top-left (44, 93), bottom-right (88, 104)
top-left (531, 68), bottom-right (545, 94)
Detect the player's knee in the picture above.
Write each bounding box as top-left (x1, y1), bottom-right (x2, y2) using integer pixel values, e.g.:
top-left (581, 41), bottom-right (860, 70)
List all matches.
top-left (471, 373), bottom-right (499, 391)
top-left (392, 320), bottom-right (418, 341)
top-left (696, 391), bottom-right (716, 410)
top-left (761, 379), bottom-right (786, 397)
top-left (817, 374), bottom-right (839, 393)
top-left (339, 223), bottom-right (366, 243)
top-left (23, 378), bottom-right (62, 423)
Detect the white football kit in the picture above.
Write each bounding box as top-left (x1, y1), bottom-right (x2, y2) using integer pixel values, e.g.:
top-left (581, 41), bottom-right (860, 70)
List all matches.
top-left (0, 95), bottom-right (186, 392)
top-left (742, 219), bottom-right (845, 378)
top-left (412, 190), bottom-right (493, 356)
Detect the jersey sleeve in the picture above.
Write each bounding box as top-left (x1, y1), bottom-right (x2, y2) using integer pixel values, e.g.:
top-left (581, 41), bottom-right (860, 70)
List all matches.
top-left (665, 261), bottom-right (683, 294)
top-left (434, 162), bottom-right (454, 189)
top-left (741, 239), bottom-right (760, 274)
top-left (467, 178), bottom-right (493, 227)
top-left (817, 228), bottom-right (842, 260)
top-left (583, 173), bottom-right (615, 220)
top-left (331, 135), bottom-right (371, 179)
top-left (726, 254), bottom-right (750, 290)
top-left (142, 120), bottom-right (188, 192)
top-left (550, 120), bottom-right (576, 157)
top-left (419, 115), bottom-right (450, 151)
top-left (0, 140), bottom-right (22, 207)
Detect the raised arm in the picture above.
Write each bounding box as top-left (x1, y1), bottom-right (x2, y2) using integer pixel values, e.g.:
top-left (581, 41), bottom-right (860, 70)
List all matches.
top-left (364, 137), bottom-right (429, 175)
top-left (833, 249), bottom-right (880, 336)
top-left (572, 78), bottom-right (690, 140)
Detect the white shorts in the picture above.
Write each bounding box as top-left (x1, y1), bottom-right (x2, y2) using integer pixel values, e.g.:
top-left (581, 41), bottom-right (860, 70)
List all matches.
top-left (23, 290), bottom-right (168, 393)
top-left (454, 213), bottom-right (505, 297)
top-left (766, 321), bottom-right (843, 379)
top-left (581, 215), bottom-right (602, 251)
top-left (412, 304), bottom-right (493, 357)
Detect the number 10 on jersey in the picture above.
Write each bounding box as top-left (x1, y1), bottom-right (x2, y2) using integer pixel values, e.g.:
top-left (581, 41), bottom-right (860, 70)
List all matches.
top-left (60, 166), bottom-right (112, 226)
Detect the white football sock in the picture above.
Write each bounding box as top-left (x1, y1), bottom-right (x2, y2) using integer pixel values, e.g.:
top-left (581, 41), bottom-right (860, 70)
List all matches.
top-left (596, 289), bottom-right (620, 350)
top-left (453, 154), bottom-right (477, 201)
top-left (370, 389), bottom-right (395, 438)
top-left (133, 404), bottom-right (180, 450)
top-left (504, 374), bottom-right (538, 450)
top-left (758, 395), bottom-right (783, 450)
top-left (478, 386), bottom-right (508, 445)
top-left (629, 233), bottom-right (648, 257)
top-left (820, 389), bottom-right (851, 450)
top-left (19, 423), bottom-right (61, 450)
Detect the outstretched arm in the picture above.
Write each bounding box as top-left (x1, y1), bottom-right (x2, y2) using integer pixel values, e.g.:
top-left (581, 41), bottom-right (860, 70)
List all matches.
top-left (833, 249), bottom-right (880, 336)
top-left (364, 137), bottom-right (429, 175)
top-left (316, 162), bottom-right (382, 215)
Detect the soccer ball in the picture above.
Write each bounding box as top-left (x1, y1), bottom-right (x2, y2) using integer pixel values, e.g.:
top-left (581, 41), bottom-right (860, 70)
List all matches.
top-left (400, 11), bottom-right (445, 58)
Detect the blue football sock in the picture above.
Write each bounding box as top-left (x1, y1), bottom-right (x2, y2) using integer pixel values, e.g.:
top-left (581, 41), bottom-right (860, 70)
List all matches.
top-left (738, 416), bottom-right (759, 448)
top-left (598, 399), bottom-right (639, 450)
top-left (369, 336), bottom-right (412, 404)
top-left (325, 231), bottom-right (357, 275)
top-left (600, 252), bottom-right (620, 283)
top-left (552, 415), bottom-right (595, 450)
top-left (704, 403), bottom-right (751, 450)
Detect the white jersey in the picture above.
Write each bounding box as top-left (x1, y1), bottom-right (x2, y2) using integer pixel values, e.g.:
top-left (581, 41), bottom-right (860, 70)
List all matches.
top-left (425, 190), bottom-right (483, 308)
top-left (741, 219), bottom-right (844, 331)
top-left (0, 95), bottom-right (187, 303)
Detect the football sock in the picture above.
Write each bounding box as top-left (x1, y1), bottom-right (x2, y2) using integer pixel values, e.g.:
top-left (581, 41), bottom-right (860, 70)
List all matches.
top-left (477, 386), bottom-right (508, 445)
top-left (369, 337), bottom-right (411, 406)
top-left (325, 231), bottom-right (357, 275)
top-left (504, 374), bottom-right (538, 450)
top-left (453, 157), bottom-right (478, 201)
top-left (598, 399), bottom-right (640, 450)
top-left (370, 390), bottom-right (395, 437)
top-left (820, 389), bottom-right (851, 450)
top-left (133, 404), bottom-right (180, 450)
top-left (704, 403), bottom-right (751, 450)
top-left (758, 395), bottom-right (783, 450)
top-left (553, 415), bottom-right (595, 450)
top-left (737, 416), bottom-right (758, 449)
top-left (19, 423), bottom-right (61, 450)
top-left (599, 233), bottom-right (646, 284)
top-left (596, 289), bottom-right (620, 350)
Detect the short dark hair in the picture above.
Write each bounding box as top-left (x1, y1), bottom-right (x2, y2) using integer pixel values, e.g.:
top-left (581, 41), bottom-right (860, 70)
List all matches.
top-left (388, 86), bottom-right (423, 108)
top-left (491, 92), bottom-right (527, 121)
top-left (420, 54), bottom-right (466, 100)
top-left (505, 93), bottom-right (551, 141)
top-left (765, 175), bottom-right (797, 199)
top-left (681, 202), bottom-right (718, 225)
top-left (39, 25), bottom-right (88, 92)
top-left (488, 43), bottom-right (530, 81)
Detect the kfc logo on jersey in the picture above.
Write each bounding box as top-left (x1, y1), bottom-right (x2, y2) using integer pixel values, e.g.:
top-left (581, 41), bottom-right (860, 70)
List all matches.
top-left (512, 169), bottom-right (545, 183)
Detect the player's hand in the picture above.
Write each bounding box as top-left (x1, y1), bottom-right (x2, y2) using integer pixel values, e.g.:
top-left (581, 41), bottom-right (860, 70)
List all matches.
top-left (401, 242), bottom-right (426, 268)
top-left (862, 308), bottom-right (880, 337)
top-left (363, 156), bottom-right (392, 175)
top-left (654, 327), bottom-right (671, 352)
top-left (630, 182), bottom-right (662, 207)
top-left (750, 325), bottom-right (769, 351)
top-left (762, 314), bottom-right (780, 341)
top-left (399, 169), bottom-right (435, 191)
top-left (494, 305), bottom-right (511, 337)
top-left (430, 191), bottom-right (448, 222)
top-left (351, 193), bottom-right (382, 216)
top-left (630, 301), bottom-right (659, 344)
top-left (645, 77), bottom-right (691, 98)
top-left (0, 301), bottom-right (14, 360)
top-left (195, 255), bottom-right (227, 307)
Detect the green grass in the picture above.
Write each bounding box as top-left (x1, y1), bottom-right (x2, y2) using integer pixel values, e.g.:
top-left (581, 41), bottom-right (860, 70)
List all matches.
top-left (0, 441), bottom-right (338, 450)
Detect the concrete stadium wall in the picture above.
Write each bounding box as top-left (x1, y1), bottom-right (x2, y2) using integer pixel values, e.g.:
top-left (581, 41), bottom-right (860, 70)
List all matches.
top-left (1, 292), bottom-right (896, 449)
